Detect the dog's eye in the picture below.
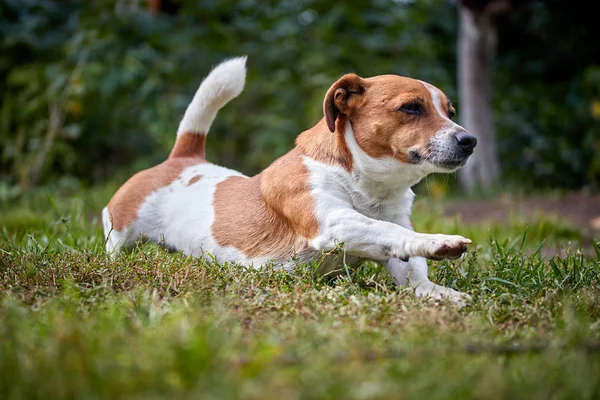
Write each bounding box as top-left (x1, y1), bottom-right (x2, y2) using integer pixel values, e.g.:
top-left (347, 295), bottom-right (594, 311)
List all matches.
top-left (399, 103), bottom-right (423, 115)
top-left (448, 109), bottom-right (456, 119)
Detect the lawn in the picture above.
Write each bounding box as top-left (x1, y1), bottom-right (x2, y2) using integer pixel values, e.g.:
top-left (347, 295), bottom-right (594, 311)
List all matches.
top-left (1, 184), bottom-right (599, 399)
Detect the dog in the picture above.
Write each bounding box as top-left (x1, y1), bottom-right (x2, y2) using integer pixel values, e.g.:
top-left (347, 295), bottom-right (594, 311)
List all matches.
top-left (103, 56), bottom-right (477, 305)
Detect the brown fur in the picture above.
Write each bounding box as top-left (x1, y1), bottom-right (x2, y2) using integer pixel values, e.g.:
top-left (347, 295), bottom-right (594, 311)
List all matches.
top-left (186, 175), bottom-right (202, 186)
top-left (260, 149), bottom-right (320, 239)
top-left (107, 157), bottom-right (203, 231)
top-left (170, 133), bottom-right (206, 158)
top-left (295, 119), bottom-right (353, 172)
top-left (324, 73), bottom-right (366, 133)
top-left (322, 74), bottom-right (453, 164)
top-left (212, 149), bottom-right (318, 259)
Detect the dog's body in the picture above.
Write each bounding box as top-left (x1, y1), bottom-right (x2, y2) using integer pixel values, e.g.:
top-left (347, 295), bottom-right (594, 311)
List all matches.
top-left (103, 57), bottom-right (477, 304)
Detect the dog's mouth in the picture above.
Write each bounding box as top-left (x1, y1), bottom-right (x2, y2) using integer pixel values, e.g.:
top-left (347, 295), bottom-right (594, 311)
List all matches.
top-left (409, 149), bottom-right (471, 171)
top-left (430, 157), bottom-right (468, 170)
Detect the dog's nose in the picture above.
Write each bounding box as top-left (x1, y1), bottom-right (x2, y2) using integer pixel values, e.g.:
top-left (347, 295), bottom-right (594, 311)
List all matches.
top-left (455, 131), bottom-right (477, 154)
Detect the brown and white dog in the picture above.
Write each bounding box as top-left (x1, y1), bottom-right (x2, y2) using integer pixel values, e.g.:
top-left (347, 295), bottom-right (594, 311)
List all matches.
top-left (103, 57), bottom-right (477, 305)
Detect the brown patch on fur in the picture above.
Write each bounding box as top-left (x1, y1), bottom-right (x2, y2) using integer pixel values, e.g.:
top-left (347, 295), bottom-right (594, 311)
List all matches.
top-left (186, 175), bottom-right (202, 186)
top-left (212, 149), bottom-right (318, 259)
top-left (107, 157), bottom-right (204, 231)
top-left (296, 119), bottom-right (353, 172)
top-left (356, 76), bottom-right (449, 162)
top-left (170, 133), bottom-right (206, 158)
top-left (322, 74), bottom-right (453, 164)
top-left (260, 149), bottom-right (320, 239)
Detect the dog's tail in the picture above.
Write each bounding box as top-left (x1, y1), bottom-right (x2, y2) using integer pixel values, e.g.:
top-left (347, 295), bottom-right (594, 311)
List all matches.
top-left (170, 56), bottom-right (247, 159)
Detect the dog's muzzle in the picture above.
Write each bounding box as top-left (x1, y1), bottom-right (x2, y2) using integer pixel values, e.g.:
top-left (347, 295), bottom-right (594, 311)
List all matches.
top-left (424, 130), bottom-right (478, 170)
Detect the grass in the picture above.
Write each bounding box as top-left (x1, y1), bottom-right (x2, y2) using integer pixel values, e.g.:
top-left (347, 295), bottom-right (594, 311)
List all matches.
top-left (1, 184), bottom-right (599, 399)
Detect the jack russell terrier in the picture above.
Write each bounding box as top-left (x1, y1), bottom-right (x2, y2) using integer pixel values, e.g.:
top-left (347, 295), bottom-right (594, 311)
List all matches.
top-left (103, 56), bottom-right (477, 305)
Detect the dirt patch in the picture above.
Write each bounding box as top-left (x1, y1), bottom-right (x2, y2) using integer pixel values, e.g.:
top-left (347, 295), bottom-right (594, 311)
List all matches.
top-left (444, 193), bottom-right (600, 235)
top-left (442, 193), bottom-right (600, 258)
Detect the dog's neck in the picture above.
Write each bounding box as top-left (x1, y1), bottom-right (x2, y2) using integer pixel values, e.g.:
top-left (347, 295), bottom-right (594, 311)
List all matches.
top-left (296, 119), bottom-right (429, 202)
top-left (296, 118), bottom-right (353, 172)
top-left (343, 123), bottom-right (427, 199)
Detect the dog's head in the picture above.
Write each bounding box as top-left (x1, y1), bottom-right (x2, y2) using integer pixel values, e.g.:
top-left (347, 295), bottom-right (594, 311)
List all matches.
top-left (324, 73), bottom-right (476, 176)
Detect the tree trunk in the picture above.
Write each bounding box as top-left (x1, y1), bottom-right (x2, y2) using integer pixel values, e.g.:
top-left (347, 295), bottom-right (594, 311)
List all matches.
top-left (458, 4), bottom-right (501, 191)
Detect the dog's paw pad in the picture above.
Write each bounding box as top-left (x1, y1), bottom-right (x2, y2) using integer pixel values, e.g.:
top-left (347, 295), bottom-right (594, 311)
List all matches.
top-left (428, 236), bottom-right (471, 260)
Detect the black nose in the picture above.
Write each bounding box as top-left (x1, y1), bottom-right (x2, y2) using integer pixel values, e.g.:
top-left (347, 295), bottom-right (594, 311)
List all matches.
top-left (455, 131), bottom-right (477, 154)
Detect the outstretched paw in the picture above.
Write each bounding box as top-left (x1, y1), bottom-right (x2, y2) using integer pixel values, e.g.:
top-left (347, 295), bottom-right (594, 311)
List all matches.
top-left (425, 235), bottom-right (471, 260)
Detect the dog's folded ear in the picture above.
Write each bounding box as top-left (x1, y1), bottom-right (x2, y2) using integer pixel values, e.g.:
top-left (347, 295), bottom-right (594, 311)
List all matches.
top-left (323, 74), bottom-right (366, 133)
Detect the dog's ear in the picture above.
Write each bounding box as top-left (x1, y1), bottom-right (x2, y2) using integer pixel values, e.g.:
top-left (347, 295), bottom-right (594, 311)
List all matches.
top-left (323, 74), bottom-right (366, 133)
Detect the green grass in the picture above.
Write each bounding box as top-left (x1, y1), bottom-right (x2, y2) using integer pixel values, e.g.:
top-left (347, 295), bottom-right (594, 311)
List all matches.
top-left (1, 185), bottom-right (599, 399)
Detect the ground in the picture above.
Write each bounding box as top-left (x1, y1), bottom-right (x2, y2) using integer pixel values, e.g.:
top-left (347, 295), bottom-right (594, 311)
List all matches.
top-left (0, 184), bottom-right (599, 399)
top-left (444, 192), bottom-right (600, 234)
top-left (441, 192), bottom-right (600, 257)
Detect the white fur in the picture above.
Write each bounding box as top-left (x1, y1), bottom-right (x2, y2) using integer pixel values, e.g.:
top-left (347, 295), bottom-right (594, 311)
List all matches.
top-left (385, 257), bottom-right (471, 306)
top-left (305, 123), bottom-right (471, 303)
top-left (177, 56), bottom-right (247, 136)
top-left (344, 120), bottom-right (435, 191)
top-left (420, 80), bottom-right (467, 138)
top-left (105, 162), bottom-right (292, 267)
top-left (420, 81), bottom-right (451, 121)
top-left (102, 207), bottom-right (122, 255)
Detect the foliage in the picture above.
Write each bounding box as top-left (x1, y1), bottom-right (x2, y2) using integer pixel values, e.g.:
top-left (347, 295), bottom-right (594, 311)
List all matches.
top-left (0, 0), bottom-right (598, 192)
top-left (1, 186), bottom-right (600, 398)
top-left (494, 1), bottom-right (600, 189)
top-left (0, 0), bottom-right (456, 188)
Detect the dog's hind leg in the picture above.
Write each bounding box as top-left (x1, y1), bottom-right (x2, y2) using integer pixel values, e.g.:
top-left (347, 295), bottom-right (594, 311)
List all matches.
top-left (102, 207), bottom-right (137, 259)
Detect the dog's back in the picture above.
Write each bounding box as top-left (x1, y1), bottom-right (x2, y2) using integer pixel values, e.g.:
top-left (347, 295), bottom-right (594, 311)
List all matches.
top-left (103, 57), bottom-right (251, 257)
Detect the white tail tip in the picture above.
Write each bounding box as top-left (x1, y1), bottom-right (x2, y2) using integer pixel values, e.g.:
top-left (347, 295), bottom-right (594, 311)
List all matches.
top-left (177, 56), bottom-right (247, 136)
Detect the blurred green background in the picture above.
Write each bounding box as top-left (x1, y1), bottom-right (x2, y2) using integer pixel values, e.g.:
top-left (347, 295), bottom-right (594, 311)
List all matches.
top-left (1, 0), bottom-right (599, 196)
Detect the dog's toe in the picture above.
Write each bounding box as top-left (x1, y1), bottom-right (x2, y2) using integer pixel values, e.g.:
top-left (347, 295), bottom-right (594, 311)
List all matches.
top-left (425, 235), bottom-right (471, 260)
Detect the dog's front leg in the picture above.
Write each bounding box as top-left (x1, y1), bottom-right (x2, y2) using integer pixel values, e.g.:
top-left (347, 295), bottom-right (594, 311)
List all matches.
top-left (313, 208), bottom-right (471, 261)
top-left (383, 257), bottom-right (410, 286)
top-left (385, 257), bottom-right (471, 306)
